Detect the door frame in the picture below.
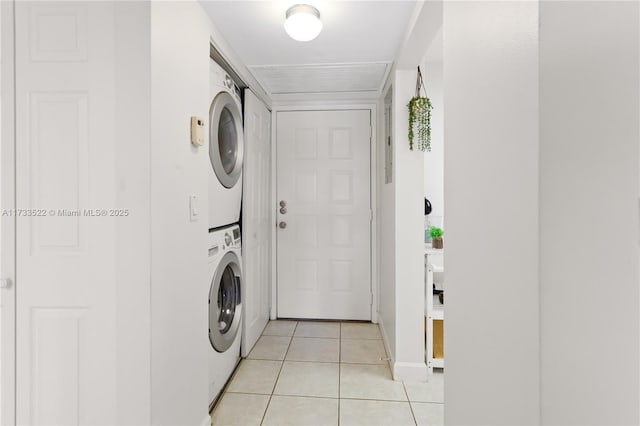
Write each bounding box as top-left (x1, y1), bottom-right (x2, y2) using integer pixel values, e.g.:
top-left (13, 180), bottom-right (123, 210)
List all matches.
top-left (1, 0), bottom-right (17, 423)
top-left (270, 103), bottom-right (378, 323)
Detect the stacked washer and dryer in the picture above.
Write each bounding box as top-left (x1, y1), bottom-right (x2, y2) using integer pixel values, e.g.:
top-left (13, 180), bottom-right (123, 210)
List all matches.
top-left (207, 59), bottom-right (245, 408)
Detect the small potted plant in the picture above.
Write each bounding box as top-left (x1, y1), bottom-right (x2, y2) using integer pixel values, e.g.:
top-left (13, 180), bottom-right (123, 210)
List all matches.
top-left (430, 226), bottom-right (443, 249)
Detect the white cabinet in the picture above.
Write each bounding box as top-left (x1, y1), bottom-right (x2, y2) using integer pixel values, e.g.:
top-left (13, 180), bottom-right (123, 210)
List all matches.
top-left (425, 247), bottom-right (444, 374)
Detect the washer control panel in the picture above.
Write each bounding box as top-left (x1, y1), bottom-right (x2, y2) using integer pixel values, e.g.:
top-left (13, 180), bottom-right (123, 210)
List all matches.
top-left (208, 224), bottom-right (241, 256)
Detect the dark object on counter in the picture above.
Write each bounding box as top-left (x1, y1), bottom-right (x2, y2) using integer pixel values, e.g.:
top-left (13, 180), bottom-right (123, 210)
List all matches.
top-left (424, 198), bottom-right (432, 215)
top-left (432, 285), bottom-right (445, 304)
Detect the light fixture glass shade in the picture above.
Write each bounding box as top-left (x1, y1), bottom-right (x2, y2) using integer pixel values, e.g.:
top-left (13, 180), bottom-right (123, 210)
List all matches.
top-left (284, 4), bottom-right (322, 42)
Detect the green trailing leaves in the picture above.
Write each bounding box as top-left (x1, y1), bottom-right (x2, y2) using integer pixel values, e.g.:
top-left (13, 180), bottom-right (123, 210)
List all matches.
top-left (408, 95), bottom-right (433, 152)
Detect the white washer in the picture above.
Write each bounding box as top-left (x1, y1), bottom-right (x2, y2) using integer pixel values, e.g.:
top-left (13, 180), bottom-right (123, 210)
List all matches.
top-left (209, 59), bottom-right (244, 230)
top-left (208, 224), bottom-right (242, 407)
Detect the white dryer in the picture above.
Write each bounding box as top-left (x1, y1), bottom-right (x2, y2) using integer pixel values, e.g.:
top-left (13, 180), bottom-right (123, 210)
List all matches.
top-left (209, 59), bottom-right (244, 230)
top-left (208, 224), bottom-right (243, 407)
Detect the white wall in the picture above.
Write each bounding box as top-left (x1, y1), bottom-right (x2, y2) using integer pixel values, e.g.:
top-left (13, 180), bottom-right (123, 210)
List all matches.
top-left (445, 1), bottom-right (640, 424)
top-left (377, 69), bottom-right (427, 382)
top-left (392, 70), bottom-right (427, 381)
top-left (150, 2), bottom-right (212, 424)
top-left (539, 2), bottom-right (639, 424)
top-left (376, 0), bottom-right (443, 382)
top-left (114, 3), bottom-right (152, 424)
top-left (444, 2), bottom-right (541, 423)
top-left (422, 60), bottom-right (443, 226)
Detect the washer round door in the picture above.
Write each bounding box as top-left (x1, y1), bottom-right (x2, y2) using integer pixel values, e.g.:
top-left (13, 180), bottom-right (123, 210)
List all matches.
top-left (209, 251), bottom-right (243, 353)
top-left (210, 92), bottom-right (244, 189)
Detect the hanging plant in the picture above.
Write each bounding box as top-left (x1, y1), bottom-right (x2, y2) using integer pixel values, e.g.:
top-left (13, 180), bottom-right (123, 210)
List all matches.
top-left (407, 66), bottom-right (433, 152)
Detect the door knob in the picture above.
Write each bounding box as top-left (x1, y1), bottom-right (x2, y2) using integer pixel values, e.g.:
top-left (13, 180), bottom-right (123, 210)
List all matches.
top-left (280, 207), bottom-right (287, 214)
top-left (279, 200), bottom-right (287, 208)
top-left (279, 221), bottom-right (287, 229)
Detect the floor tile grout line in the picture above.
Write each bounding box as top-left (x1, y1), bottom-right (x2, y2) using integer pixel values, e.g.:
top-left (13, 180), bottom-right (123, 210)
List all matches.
top-left (269, 393), bottom-right (340, 401)
top-left (222, 392), bottom-right (433, 404)
top-left (337, 361), bottom-right (397, 368)
top-left (339, 396), bottom-right (422, 403)
top-left (293, 335), bottom-right (342, 340)
top-left (226, 391), bottom-right (338, 401)
top-left (257, 370), bottom-right (277, 426)
top-left (223, 391), bottom-right (437, 404)
top-left (247, 357), bottom-right (346, 364)
top-left (225, 390), bottom-right (274, 397)
top-left (247, 357), bottom-right (340, 364)
top-left (340, 338), bottom-right (383, 341)
top-left (264, 334), bottom-right (341, 339)
top-left (259, 321), bottom-right (297, 426)
top-left (403, 382), bottom-right (419, 426)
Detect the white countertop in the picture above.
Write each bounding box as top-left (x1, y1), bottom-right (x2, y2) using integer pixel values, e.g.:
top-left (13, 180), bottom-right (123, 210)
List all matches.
top-left (424, 244), bottom-right (444, 255)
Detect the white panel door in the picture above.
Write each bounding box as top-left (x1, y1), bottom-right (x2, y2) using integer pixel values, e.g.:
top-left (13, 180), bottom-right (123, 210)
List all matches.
top-left (241, 90), bottom-right (271, 355)
top-left (276, 110), bottom-right (371, 320)
top-left (14, 2), bottom-right (118, 424)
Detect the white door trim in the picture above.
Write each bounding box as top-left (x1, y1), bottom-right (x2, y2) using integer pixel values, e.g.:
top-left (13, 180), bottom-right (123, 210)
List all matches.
top-left (1, 1), bottom-right (16, 423)
top-left (270, 103), bottom-right (378, 323)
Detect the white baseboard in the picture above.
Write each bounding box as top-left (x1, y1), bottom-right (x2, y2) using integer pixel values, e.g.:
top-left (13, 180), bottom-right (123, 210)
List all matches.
top-left (392, 361), bottom-right (428, 382)
top-left (201, 413), bottom-right (212, 426)
top-left (377, 314), bottom-right (394, 371)
top-left (377, 313), bottom-right (428, 382)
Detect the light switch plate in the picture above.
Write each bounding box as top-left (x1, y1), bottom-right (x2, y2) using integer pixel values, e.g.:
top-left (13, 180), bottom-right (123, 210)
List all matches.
top-left (190, 116), bottom-right (204, 146)
top-left (189, 194), bottom-right (199, 222)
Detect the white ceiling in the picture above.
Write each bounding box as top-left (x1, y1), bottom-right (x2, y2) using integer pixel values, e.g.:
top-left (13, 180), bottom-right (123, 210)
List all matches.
top-left (200, 1), bottom-right (417, 95)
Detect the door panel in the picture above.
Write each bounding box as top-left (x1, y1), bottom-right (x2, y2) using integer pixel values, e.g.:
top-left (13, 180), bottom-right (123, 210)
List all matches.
top-left (15, 2), bottom-right (118, 423)
top-left (276, 110), bottom-right (371, 320)
top-left (241, 90), bottom-right (271, 355)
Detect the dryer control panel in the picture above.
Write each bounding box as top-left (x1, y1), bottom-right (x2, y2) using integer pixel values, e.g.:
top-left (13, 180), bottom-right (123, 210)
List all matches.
top-left (211, 60), bottom-right (242, 105)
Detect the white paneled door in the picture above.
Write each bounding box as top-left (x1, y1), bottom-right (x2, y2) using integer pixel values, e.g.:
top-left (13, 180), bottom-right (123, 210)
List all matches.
top-left (276, 110), bottom-right (371, 320)
top-left (15, 2), bottom-right (118, 424)
top-left (242, 90), bottom-right (272, 355)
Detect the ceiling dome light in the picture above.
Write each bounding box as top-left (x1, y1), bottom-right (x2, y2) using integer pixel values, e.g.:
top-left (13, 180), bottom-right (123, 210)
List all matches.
top-left (284, 4), bottom-right (323, 42)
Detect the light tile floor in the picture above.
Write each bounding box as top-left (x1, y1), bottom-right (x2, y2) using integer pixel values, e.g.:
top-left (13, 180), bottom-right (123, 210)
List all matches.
top-left (211, 320), bottom-right (444, 426)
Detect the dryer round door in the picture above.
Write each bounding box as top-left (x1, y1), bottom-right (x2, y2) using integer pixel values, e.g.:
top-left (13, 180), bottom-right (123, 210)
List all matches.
top-left (209, 251), bottom-right (243, 353)
top-left (210, 92), bottom-right (244, 189)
